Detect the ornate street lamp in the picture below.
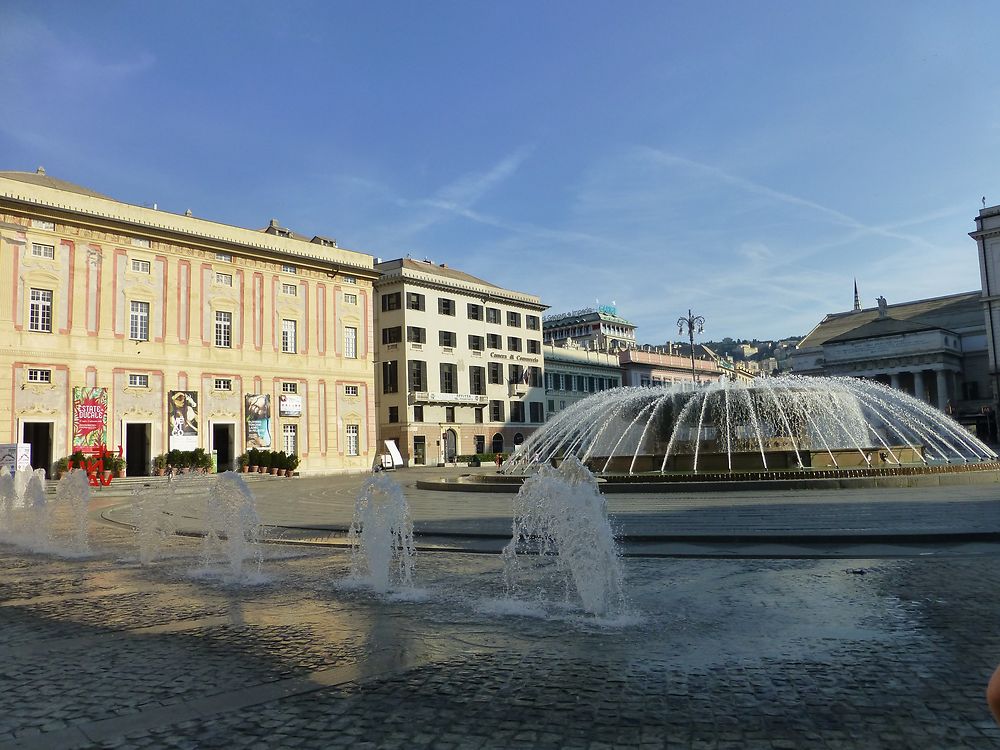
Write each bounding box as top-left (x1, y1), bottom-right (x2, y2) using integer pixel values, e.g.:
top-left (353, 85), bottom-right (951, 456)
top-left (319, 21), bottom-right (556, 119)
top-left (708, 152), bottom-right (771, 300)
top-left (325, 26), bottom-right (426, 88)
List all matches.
top-left (677, 309), bottom-right (705, 384)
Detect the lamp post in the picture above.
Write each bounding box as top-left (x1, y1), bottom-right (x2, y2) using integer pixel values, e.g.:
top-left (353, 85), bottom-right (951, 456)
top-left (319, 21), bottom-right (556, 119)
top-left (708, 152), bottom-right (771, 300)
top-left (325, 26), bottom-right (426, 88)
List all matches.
top-left (677, 309), bottom-right (705, 385)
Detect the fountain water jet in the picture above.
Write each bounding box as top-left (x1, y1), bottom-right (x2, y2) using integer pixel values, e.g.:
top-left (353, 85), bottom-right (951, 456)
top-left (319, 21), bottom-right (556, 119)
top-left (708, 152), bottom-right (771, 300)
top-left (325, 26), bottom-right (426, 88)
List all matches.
top-left (55, 469), bottom-right (91, 555)
top-left (502, 457), bottom-right (626, 618)
top-left (347, 472), bottom-right (415, 593)
top-left (132, 475), bottom-right (179, 565)
top-left (201, 472), bottom-right (263, 579)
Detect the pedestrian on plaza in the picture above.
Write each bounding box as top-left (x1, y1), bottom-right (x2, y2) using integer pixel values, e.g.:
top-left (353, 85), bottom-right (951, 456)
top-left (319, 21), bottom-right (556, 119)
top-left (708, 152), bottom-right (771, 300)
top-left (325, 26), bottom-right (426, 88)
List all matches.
top-left (495, 452), bottom-right (503, 469)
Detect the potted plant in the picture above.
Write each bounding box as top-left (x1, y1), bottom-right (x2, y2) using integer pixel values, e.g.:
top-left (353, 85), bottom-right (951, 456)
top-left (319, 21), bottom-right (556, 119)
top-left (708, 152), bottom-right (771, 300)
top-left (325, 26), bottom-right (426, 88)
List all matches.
top-left (237, 453), bottom-right (249, 473)
top-left (105, 454), bottom-right (126, 479)
top-left (287, 453), bottom-right (299, 477)
top-left (275, 451), bottom-right (288, 477)
top-left (267, 451), bottom-right (279, 476)
top-left (153, 454), bottom-right (168, 476)
top-left (167, 449), bottom-right (183, 474)
top-left (191, 448), bottom-right (211, 474)
top-left (247, 448), bottom-right (260, 473)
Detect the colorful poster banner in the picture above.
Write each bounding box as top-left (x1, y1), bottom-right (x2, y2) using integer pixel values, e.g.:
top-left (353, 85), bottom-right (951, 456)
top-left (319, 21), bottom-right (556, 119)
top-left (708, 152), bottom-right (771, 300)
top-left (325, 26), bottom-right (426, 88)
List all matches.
top-left (73, 387), bottom-right (108, 452)
top-left (278, 394), bottom-right (302, 417)
top-left (168, 390), bottom-right (199, 451)
top-left (245, 394), bottom-right (272, 449)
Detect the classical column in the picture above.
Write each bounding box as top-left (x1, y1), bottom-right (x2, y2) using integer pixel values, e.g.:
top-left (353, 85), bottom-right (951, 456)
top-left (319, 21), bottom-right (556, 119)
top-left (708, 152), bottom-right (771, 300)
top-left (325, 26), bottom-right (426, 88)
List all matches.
top-left (890, 372), bottom-right (901, 390)
top-left (936, 369), bottom-right (949, 411)
top-left (913, 370), bottom-right (926, 402)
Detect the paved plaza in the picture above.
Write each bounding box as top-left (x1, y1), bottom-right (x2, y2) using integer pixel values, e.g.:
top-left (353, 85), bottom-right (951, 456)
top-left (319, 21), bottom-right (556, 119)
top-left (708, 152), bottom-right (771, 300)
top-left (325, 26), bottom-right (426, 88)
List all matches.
top-left (4, 469), bottom-right (1000, 748)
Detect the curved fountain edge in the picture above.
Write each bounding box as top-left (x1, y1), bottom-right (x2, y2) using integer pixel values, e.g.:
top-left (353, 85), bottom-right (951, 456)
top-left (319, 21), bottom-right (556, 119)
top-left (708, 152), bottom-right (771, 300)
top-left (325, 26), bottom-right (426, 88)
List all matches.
top-left (418, 463), bottom-right (1000, 493)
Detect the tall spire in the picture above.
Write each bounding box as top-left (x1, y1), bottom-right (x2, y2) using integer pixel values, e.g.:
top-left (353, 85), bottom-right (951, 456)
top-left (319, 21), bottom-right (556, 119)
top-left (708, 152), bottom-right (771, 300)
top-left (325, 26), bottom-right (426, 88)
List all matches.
top-left (853, 278), bottom-right (861, 311)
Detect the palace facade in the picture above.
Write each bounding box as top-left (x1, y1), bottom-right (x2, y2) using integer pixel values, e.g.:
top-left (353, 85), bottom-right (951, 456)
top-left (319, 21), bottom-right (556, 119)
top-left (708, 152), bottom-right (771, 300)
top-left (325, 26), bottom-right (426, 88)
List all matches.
top-left (0, 169), bottom-right (379, 476)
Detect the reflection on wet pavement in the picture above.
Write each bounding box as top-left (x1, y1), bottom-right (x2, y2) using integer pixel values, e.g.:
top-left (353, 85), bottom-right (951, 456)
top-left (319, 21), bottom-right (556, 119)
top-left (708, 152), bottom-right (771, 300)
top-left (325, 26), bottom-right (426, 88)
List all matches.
top-left (1, 490), bottom-right (1000, 748)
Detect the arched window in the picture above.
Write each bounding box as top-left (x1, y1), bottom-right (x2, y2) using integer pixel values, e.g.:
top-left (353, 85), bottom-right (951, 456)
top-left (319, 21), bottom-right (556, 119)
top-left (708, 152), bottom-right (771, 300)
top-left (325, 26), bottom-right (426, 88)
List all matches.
top-left (513, 433), bottom-right (524, 447)
top-left (492, 433), bottom-right (504, 454)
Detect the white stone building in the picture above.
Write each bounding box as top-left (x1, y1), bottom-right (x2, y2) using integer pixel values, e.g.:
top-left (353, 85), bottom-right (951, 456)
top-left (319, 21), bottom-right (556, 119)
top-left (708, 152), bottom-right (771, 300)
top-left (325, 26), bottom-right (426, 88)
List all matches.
top-left (373, 259), bottom-right (547, 464)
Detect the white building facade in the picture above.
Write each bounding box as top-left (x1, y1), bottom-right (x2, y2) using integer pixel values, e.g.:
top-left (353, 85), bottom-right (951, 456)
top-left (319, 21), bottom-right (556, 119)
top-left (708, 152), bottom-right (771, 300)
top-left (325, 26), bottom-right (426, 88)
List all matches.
top-left (374, 259), bottom-right (547, 464)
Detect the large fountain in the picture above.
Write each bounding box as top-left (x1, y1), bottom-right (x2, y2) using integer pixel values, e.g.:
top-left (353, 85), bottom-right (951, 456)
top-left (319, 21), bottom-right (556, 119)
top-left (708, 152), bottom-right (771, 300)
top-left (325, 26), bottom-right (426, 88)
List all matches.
top-left (503, 375), bottom-right (998, 478)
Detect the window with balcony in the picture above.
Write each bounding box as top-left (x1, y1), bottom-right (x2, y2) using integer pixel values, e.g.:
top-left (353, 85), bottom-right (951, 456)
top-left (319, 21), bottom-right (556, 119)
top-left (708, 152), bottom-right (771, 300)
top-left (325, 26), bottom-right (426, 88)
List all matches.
top-left (440, 363), bottom-right (457, 393)
top-left (469, 366), bottom-right (485, 395)
top-left (28, 288), bottom-right (52, 333)
top-left (382, 326), bottom-right (402, 344)
top-left (439, 330), bottom-right (456, 347)
top-left (130, 301), bottom-right (149, 341)
top-left (408, 360), bottom-right (427, 391)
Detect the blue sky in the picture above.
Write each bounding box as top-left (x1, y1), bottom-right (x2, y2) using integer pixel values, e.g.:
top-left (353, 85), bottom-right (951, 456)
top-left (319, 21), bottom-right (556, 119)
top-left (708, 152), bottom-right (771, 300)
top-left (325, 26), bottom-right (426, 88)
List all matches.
top-left (2, 1), bottom-right (997, 342)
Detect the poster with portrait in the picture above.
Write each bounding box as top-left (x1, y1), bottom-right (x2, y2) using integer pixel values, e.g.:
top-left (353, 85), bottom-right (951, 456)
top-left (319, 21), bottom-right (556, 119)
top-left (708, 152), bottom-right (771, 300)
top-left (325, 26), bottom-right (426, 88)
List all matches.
top-left (278, 393), bottom-right (302, 417)
top-left (245, 394), bottom-right (272, 449)
top-left (167, 390), bottom-right (199, 451)
top-left (73, 387), bottom-right (108, 451)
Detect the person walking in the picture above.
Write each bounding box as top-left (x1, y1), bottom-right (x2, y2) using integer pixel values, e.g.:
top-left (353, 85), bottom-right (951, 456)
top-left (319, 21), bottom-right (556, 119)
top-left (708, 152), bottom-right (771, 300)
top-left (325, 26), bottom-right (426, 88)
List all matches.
top-left (494, 452), bottom-right (503, 469)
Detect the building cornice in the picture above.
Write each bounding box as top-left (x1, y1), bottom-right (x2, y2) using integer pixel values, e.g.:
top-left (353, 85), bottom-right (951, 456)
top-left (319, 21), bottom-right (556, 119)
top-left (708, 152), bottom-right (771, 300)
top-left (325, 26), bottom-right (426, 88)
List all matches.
top-left (0, 177), bottom-right (378, 280)
top-left (375, 265), bottom-right (546, 311)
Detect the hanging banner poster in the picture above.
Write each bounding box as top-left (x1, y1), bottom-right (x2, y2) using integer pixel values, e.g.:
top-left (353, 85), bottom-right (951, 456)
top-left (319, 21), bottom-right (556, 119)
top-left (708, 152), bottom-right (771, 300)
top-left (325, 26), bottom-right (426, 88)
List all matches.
top-left (245, 394), bottom-right (272, 449)
top-left (73, 387), bottom-right (108, 452)
top-left (278, 393), bottom-right (302, 417)
top-left (168, 390), bottom-right (199, 451)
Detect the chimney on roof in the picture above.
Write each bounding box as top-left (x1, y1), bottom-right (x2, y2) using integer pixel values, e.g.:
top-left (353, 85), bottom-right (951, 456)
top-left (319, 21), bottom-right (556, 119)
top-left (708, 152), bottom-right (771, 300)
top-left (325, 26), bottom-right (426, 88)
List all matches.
top-left (440, 263), bottom-right (447, 268)
top-left (269, 219), bottom-right (279, 229)
top-left (184, 209), bottom-right (193, 217)
top-left (36, 166), bottom-right (46, 176)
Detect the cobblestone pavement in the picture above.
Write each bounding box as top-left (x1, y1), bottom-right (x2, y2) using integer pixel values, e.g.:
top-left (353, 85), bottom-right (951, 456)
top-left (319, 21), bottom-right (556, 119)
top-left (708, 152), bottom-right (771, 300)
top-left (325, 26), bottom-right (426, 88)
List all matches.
top-left (4, 480), bottom-right (1000, 748)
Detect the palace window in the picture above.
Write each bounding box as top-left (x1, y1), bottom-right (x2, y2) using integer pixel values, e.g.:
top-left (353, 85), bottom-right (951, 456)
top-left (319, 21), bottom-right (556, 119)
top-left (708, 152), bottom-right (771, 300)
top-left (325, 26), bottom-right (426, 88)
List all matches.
top-left (345, 385), bottom-right (359, 396)
top-left (344, 293), bottom-right (357, 304)
top-left (214, 378), bottom-right (233, 391)
top-left (216, 272), bottom-right (233, 287)
top-left (129, 373), bottom-right (149, 388)
top-left (216, 252), bottom-right (232, 262)
top-left (32, 243), bottom-right (55, 259)
top-left (129, 301), bottom-right (149, 341)
top-left (27, 368), bottom-right (51, 383)
top-left (281, 264), bottom-right (296, 274)
top-left (283, 423), bottom-right (297, 456)
top-left (282, 283), bottom-right (297, 296)
top-left (344, 326), bottom-right (357, 358)
top-left (28, 288), bottom-right (52, 332)
top-left (282, 382), bottom-right (298, 393)
top-left (215, 311), bottom-right (232, 348)
top-left (346, 424), bottom-right (359, 456)
top-left (282, 319), bottom-right (297, 353)
top-left (342, 275), bottom-right (357, 284)
top-left (131, 259), bottom-right (151, 274)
